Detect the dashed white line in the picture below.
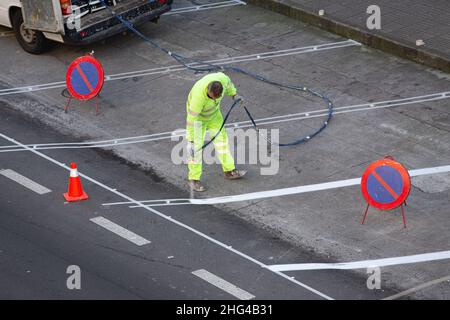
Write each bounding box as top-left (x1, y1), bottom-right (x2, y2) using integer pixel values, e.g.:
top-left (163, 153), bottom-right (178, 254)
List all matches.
top-left (0, 169), bottom-right (51, 194)
top-left (90, 216), bottom-right (151, 246)
top-left (0, 132), bottom-right (333, 300)
top-left (268, 250), bottom-right (450, 272)
top-left (383, 275), bottom-right (450, 300)
top-left (192, 269), bottom-right (255, 300)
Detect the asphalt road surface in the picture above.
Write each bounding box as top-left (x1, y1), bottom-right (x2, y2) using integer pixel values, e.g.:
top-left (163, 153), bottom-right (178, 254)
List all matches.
top-left (0, 103), bottom-right (396, 299)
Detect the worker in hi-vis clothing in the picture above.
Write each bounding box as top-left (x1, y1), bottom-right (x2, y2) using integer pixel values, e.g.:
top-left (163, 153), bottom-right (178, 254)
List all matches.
top-left (186, 72), bottom-right (247, 192)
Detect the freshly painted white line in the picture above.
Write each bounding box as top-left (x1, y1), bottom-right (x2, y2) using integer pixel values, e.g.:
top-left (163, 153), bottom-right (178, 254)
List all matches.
top-left (0, 132), bottom-right (333, 300)
top-left (102, 163), bottom-right (450, 208)
top-left (90, 216), bottom-right (150, 246)
top-left (268, 250), bottom-right (450, 272)
top-left (0, 169), bottom-right (51, 194)
top-left (192, 269), bottom-right (255, 300)
top-left (122, 178), bottom-right (361, 207)
top-left (383, 275), bottom-right (450, 300)
top-left (409, 165), bottom-right (450, 177)
top-left (0, 90), bottom-right (447, 153)
top-left (0, 40), bottom-right (358, 97)
top-left (166, 0), bottom-right (245, 15)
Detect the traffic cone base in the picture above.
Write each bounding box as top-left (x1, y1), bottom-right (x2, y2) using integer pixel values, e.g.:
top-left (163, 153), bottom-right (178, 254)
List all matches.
top-left (64, 191), bottom-right (89, 202)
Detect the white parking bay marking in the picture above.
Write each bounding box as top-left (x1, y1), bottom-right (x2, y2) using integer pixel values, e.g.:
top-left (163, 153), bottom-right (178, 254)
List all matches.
top-left (192, 269), bottom-right (255, 300)
top-left (0, 40), bottom-right (358, 97)
top-left (107, 164), bottom-right (450, 208)
top-left (268, 250), bottom-right (450, 272)
top-left (0, 169), bottom-right (51, 194)
top-left (1, 90), bottom-right (445, 154)
top-left (90, 217), bottom-right (151, 246)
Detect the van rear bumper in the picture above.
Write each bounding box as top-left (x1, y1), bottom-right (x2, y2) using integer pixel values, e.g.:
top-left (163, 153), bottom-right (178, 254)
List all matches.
top-left (62, 2), bottom-right (171, 45)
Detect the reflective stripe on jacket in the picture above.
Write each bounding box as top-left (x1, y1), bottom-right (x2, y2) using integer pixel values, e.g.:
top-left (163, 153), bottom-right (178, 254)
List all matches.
top-left (186, 72), bottom-right (237, 124)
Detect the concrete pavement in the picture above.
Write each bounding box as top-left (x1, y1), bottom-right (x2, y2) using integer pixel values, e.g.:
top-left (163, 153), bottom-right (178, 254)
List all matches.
top-left (246, 0), bottom-right (450, 73)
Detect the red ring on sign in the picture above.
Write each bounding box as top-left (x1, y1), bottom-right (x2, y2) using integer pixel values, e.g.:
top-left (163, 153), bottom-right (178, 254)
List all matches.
top-left (361, 159), bottom-right (411, 210)
top-left (66, 55), bottom-right (104, 101)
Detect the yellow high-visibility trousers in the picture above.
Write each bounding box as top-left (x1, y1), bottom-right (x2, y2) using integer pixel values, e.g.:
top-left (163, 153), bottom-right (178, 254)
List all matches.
top-left (187, 111), bottom-right (235, 181)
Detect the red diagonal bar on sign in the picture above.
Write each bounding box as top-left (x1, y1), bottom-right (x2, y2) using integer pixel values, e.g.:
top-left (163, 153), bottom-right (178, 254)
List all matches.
top-left (372, 169), bottom-right (399, 200)
top-left (75, 64), bottom-right (94, 92)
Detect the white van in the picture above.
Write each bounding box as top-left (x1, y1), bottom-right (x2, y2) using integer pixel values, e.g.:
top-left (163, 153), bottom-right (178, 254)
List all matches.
top-left (0, 0), bottom-right (172, 54)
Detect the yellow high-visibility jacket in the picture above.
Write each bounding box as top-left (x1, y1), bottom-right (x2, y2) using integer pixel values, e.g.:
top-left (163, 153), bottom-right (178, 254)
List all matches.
top-left (186, 72), bottom-right (237, 128)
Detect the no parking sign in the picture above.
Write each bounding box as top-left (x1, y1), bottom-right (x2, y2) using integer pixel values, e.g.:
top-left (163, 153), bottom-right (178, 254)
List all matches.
top-left (66, 55), bottom-right (104, 100)
top-left (361, 157), bottom-right (410, 227)
top-left (65, 54), bottom-right (104, 114)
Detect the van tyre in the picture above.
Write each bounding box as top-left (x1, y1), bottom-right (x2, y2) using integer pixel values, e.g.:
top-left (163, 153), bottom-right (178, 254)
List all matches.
top-left (12, 10), bottom-right (51, 54)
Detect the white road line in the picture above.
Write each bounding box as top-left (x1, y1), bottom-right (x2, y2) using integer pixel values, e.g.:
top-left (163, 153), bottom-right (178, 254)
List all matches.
top-left (192, 269), bottom-right (255, 300)
top-left (0, 132), bottom-right (333, 300)
top-left (103, 164), bottom-right (450, 208)
top-left (166, 0), bottom-right (245, 15)
top-left (0, 31), bottom-right (14, 38)
top-left (0, 40), bottom-right (358, 97)
top-left (106, 41), bottom-right (358, 82)
top-left (0, 90), bottom-right (448, 153)
top-left (383, 275), bottom-right (450, 300)
top-left (129, 178), bottom-right (362, 207)
top-left (268, 250), bottom-right (450, 272)
top-left (407, 165), bottom-right (450, 176)
top-left (0, 169), bottom-right (51, 194)
top-left (90, 216), bottom-right (150, 246)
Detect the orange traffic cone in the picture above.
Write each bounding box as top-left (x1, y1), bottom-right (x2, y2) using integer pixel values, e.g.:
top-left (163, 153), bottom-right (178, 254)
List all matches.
top-left (64, 163), bottom-right (89, 202)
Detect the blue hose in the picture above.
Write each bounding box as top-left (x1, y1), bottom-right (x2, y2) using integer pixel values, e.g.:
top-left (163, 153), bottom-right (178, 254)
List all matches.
top-left (99, 0), bottom-right (334, 147)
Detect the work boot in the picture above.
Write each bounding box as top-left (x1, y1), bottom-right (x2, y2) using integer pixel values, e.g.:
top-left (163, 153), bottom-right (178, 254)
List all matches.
top-left (224, 169), bottom-right (247, 180)
top-left (188, 180), bottom-right (206, 192)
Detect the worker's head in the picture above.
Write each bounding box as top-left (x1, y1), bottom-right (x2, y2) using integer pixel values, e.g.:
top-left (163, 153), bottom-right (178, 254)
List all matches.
top-left (207, 81), bottom-right (223, 99)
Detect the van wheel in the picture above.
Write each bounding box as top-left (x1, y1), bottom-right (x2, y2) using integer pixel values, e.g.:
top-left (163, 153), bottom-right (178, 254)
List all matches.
top-left (12, 10), bottom-right (51, 54)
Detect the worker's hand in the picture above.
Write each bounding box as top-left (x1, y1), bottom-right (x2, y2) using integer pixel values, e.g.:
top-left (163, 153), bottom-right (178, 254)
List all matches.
top-left (233, 94), bottom-right (244, 104)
